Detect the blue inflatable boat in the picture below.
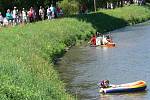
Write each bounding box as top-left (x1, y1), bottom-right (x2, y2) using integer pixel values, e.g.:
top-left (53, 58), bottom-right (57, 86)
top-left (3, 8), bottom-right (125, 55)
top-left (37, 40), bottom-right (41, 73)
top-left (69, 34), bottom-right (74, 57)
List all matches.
top-left (99, 80), bottom-right (147, 94)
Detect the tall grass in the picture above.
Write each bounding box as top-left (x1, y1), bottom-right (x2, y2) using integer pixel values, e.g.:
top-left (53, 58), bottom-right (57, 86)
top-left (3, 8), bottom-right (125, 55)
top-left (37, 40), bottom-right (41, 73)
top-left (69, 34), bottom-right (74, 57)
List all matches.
top-left (0, 19), bottom-right (95, 100)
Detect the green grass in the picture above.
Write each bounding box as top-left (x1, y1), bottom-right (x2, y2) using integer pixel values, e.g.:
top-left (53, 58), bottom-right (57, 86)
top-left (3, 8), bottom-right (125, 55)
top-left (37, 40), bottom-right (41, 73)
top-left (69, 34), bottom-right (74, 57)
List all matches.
top-left (0, 19), bottom-right (95, 100)
top-left (75, 4), bottom-right (150, 32)
top-left (99, 4), bottom-right (150, 25)
top-left (1, 4), bottom-right (150, 100)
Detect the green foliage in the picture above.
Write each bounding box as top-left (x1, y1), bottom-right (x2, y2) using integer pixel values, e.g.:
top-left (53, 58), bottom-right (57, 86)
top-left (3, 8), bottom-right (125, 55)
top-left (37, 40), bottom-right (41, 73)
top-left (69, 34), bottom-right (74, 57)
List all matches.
top-left (58, 0), bottom-right (79, 16)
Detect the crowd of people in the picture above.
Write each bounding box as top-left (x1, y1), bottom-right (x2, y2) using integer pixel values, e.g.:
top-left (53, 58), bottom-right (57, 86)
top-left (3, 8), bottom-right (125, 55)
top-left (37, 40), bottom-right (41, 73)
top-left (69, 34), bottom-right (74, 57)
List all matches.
top-left (0, 4), bottom-right (64, 27)
top-left (105, 0), bottom-right (145, 9)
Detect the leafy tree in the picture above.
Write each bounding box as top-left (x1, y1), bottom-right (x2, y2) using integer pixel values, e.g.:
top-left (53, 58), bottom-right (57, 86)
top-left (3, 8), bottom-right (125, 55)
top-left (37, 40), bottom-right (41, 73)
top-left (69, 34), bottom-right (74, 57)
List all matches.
top-left (58, 0), bottom-right (79, 16)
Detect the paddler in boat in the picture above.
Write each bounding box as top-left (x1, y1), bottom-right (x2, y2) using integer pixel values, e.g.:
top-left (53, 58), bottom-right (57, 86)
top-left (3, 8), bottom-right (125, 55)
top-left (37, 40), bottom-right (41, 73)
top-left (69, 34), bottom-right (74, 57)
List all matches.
top-left (99, 80), bottom-right (110, 88)
top-left (89, 34), bottom-right (96, 46)
top-left (101, 35), bottom-right (109, 45)
top-left (99, 80), bottom-right (116, 88)
top-left (96, 31), bottom-right (102, 37)
top-left (89, 32), bottom-right (102, 46)
top-left (89, 32), bottom-right (109, 46)
top-left (106, 33), bottom-right (113, 43)
top-left (96, 32), bottom-right (102, 46)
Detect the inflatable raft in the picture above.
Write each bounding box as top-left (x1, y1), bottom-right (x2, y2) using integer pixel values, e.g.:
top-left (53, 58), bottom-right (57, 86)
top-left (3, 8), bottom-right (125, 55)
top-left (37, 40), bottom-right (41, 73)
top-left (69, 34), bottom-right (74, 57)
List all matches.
top-left (101, 42), bottom-right (116, 48)
top-left (99, 80), bottom-right (147, 94)
top-left (90, 42), bottom-right (116, 48)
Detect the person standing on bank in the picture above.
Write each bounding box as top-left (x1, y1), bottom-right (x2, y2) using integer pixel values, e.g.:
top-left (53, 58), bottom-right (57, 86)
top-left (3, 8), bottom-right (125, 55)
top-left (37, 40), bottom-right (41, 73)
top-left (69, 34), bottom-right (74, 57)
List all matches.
top-left (6, 9), bottom-right (13, 25)
top-left (39, 6), bottom-right (45, 20)
top-left (28, 7), bottom-right (34, 22)
top-left (22, 8), bottom-right (27, 24)
top-left (12, 6), bottom-right (18, 25)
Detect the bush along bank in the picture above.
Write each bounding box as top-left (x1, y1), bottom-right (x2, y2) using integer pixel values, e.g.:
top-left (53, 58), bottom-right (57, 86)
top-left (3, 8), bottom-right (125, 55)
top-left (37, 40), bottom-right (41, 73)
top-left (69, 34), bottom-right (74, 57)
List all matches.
top-left (1, 4), bottom-right (150, 100)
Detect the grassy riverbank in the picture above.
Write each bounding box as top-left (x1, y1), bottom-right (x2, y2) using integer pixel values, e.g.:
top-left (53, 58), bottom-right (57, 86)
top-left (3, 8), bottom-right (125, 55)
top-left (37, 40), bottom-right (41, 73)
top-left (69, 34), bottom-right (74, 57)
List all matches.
top-left (1, 4), bottom-right (150, 100)
top-left (76, 4), bottom-right (150, 32)
top-left (0, 20), bottom-right (95, 99)
top-left (99, 4), bottom-right (150, 24)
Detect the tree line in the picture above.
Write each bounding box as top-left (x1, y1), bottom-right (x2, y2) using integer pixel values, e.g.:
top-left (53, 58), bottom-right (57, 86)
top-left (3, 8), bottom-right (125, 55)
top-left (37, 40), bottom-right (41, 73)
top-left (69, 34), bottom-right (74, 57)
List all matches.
top-left (0, 0), bottom-right (149, 16)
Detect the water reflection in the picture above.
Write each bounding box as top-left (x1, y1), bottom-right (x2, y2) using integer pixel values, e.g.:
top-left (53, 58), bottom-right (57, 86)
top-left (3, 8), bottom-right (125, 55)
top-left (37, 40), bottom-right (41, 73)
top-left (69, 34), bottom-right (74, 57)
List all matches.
top-left (100, 91), bottom-right (148, 100)
top-left (56, 22), bottom-right (150, 100)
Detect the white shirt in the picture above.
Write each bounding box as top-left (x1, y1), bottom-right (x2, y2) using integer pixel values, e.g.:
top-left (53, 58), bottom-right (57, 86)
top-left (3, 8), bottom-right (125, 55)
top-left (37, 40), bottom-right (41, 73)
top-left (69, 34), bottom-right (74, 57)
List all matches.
top-left (0, 15), bottom-right (3, 22)
top-left (102, 35), bottom-right (108, 45)
top-left (12, 10), bottom-right (17, 18)
top-left (39, 9), bottom-right (44, 15)
top-left (22, 10), bottom-right (27, 17)
top-left (96, 36), bottom-right (102, 45)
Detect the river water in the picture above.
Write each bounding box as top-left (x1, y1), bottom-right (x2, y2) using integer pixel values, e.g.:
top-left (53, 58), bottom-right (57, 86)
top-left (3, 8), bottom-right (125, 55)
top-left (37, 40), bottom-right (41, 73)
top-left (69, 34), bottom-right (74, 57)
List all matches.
top-left (55, 22), bottom-right (150, 100)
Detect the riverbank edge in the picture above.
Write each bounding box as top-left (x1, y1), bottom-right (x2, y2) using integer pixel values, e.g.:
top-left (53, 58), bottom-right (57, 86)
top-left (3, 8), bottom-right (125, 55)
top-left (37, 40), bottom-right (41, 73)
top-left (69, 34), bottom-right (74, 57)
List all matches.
top-left (1, 4), bottom-right (150, 100)
top-left (74, 4), bottom-right (150, 34)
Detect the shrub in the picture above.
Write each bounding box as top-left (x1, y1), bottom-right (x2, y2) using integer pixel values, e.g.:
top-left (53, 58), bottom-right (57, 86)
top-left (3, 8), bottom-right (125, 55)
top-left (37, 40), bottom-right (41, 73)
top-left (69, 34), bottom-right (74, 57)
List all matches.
top-left (58, 0), bottom-right (79, 16)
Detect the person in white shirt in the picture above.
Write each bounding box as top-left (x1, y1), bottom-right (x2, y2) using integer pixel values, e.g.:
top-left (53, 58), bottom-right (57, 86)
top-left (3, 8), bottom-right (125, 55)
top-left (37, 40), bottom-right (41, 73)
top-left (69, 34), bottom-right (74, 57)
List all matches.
top-left (96, 36), bottom-right (102, 46)
top-left (22, 8), bottom-right (27, 23)
top-left (102, 35), bottom-right (108, 45)
top-left (12, 6), bottom-right (18, 25)
top-left (96, 32), bottom-right (102, 45)
top-left (39, 6), bottom-right (45, 20)
top-left (47, 7), bottom-right (51, 20)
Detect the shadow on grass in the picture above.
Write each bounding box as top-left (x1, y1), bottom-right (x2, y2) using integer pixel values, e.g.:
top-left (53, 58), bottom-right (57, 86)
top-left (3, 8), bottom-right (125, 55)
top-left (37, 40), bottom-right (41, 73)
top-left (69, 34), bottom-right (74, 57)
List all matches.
top-left (70, 12), bottom-right (129, 33)
top-left (144, 3), bottom-right (150, 9)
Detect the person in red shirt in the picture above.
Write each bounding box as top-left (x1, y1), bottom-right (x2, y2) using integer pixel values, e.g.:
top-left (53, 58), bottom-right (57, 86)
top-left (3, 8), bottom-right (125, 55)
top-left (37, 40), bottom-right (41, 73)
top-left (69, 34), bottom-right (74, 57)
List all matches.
top-left (90, 35), bottom-right (96, 45)
top-left (28, 7), bottom-right (34, 22)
